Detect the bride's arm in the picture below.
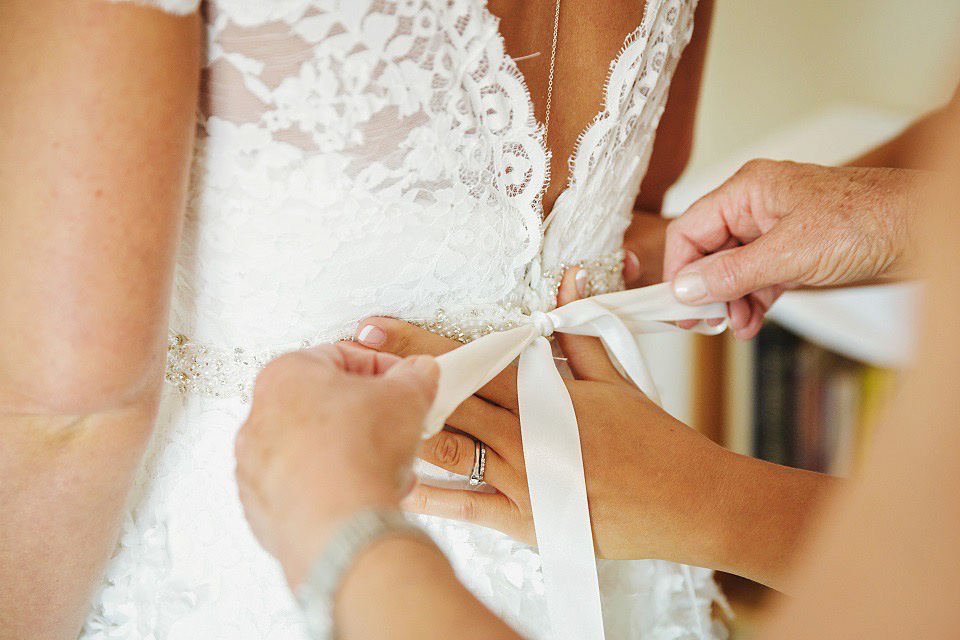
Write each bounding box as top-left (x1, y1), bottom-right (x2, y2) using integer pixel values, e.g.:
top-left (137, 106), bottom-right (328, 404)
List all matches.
top-left (623, 0), bottom-right (714, 286)
top-left (0, 2), bottom-right (199, 638)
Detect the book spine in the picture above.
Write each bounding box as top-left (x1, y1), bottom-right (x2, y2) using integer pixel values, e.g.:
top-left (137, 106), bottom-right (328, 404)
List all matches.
top-left (753, 324), bottom-right (799, 466)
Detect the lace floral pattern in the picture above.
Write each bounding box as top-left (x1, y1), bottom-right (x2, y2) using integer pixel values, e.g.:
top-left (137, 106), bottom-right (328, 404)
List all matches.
top-left (85, 1), bottom-right (725, 638)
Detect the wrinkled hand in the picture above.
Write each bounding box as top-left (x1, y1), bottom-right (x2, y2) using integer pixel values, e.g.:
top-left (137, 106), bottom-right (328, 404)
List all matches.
top-left (355, 270), bottom-right (732, 563)
top-left (664, 160), bottom-right (920, 339)
top-left (235, 344), bottom-right (438, 587)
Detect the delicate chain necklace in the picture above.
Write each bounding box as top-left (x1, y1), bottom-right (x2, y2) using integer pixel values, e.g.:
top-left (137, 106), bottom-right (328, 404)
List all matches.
top-left (543, 0), bottom-right (561, 147)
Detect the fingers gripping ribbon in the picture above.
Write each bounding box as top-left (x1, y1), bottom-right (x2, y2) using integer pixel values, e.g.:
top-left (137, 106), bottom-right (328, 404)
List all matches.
top-left (423, 283), bottom-right (727, 640)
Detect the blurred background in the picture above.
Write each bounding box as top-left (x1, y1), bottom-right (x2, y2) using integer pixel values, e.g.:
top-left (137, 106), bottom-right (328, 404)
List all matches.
top-left (689, 0), bottom-right (960, 174)
top-left (644, 1), bottom-right (960, 636)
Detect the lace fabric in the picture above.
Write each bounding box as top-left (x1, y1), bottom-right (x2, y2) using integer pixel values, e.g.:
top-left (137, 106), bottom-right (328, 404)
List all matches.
top-left (84, 1), bottom-right (728, 638)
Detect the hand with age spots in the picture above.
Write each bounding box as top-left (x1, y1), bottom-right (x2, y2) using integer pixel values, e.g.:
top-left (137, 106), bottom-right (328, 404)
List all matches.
top-left (664, 160), bottom-right (922, 339)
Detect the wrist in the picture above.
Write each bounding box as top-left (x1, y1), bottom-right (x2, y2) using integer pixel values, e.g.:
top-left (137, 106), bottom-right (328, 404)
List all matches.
top-left (279, 490), bottom-right (399, 588)
top-left (706, 451), bottom-right (840, 592)
top-left (881, 167), bottom-right (929, 279)
top-left (295, 507), bottom-right (436, 640)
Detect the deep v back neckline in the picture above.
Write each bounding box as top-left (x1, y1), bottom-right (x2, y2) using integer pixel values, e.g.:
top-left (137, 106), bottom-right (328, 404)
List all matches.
top-left (482, 0), bottom-right (659, 226)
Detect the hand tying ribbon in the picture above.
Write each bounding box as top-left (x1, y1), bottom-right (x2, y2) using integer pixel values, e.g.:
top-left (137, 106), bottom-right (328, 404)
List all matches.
top-left (418, 282), bottom-right (727, 640)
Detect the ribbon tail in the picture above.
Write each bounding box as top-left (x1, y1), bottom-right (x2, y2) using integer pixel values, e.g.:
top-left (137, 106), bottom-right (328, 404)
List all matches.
top-left (424, 325), bottom-right (538, 437)
top-left (518, 337), bottom-right (605, 640)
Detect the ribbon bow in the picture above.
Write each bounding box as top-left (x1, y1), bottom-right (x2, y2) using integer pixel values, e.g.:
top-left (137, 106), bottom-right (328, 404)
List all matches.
top-left (424, 282), bottom-right (727, 640)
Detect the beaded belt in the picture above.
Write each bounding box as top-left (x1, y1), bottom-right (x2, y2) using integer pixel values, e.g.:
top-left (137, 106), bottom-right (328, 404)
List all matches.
top-left (164, 251), bottom-right (626, 402)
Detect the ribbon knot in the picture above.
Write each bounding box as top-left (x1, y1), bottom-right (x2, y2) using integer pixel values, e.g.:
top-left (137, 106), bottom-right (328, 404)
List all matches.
top-left (423, 283), bottom-right (727, 640)
top-left (530, 310), bottom-right (556, 337)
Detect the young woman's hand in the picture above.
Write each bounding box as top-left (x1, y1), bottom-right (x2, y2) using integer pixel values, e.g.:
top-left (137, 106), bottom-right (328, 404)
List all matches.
top-left (355, 270), bottom-right (734, 563)
top-left (356, 269), bottom-right (838, 591)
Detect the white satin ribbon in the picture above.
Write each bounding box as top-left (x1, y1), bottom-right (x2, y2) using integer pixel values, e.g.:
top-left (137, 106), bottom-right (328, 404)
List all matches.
top-left (423, 283), bottom-right (727, 640)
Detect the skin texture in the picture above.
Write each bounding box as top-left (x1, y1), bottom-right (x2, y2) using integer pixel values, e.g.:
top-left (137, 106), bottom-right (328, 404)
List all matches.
top-left (0, 2), bottom-right (200, 638)
top-left (355, 270), bottom-right (836, 592)
top-left (235, 346), bottom-right (523, 640)
top-left (663, 160), bottom-right (925, 339)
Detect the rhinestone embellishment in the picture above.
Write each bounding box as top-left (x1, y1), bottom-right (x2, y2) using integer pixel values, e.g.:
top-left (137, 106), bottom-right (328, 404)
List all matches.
top-left (164, 250), bottom-right (625, 400)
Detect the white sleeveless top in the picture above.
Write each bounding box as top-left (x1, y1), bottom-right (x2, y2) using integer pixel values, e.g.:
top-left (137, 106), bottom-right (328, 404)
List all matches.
top-left (84, 1), bottom-right (727, 638)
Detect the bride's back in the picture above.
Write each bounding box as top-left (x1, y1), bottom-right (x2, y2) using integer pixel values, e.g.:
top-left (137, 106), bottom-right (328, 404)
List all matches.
top-left (176, 0), bottom-right (548, 359)
top-left (84, 1), bottom-right (724, 638)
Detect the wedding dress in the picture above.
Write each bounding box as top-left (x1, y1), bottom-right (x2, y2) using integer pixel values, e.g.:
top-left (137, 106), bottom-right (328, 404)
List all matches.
top-left (84, 0), bottom-right (727, 638)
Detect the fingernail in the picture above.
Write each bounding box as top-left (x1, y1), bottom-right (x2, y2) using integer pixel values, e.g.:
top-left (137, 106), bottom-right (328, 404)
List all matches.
top-left (575, 269), bottom-right (588, 298)
top-left (623, 249), bottom-right (640, 277)
top-left (673, 272), bottom-right (708, 304)
top-left (356, 324), bottom-right (386, 347)
top-left (407, 355), bottom-right (438, 378)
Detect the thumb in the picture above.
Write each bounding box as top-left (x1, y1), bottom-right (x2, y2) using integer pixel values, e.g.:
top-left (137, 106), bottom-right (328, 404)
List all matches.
top-left (382, 355), bottom-right (440, 410)
top-left (553, 268), bottom-right (624, 383)
top-left (672, 236), bottom-right (790, 304)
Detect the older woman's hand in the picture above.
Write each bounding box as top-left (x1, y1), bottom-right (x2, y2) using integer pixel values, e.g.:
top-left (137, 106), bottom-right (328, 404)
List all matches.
top-left (235, 344), bottom-right (438, 587)
top-left (354, 270), bottom-right (737, 565)
top-left (664, 160), bottom-right (923, 339)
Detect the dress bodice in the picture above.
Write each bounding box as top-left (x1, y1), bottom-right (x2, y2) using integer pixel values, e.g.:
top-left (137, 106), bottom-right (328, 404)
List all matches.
top-left (85, 3), bottom-right (729, 640)
top-left (163, 0), bottom-right (697, 398)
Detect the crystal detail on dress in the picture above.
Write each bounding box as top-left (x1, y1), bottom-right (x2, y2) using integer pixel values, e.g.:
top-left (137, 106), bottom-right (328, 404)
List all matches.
top-left (164, 250), bottom-right (625, 401)
top-left (541, 248), bottom-right (626, 307)
top-left (83, 0), bottom-right (722, 635)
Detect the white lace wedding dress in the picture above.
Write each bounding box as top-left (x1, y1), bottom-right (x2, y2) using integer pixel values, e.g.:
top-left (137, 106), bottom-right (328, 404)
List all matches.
top-left (83, 0), bottom-right (727, 638)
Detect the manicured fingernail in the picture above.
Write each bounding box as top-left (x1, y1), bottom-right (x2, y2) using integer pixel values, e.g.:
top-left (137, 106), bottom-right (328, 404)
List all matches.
top-left (673, 272), bottom-right (707, 304)
top-left (623, 249), bottom-right (640, 276)
top-left (356, 324), bottom-right (386, 347)
top-left (575, 269), bottom-right (588, 298)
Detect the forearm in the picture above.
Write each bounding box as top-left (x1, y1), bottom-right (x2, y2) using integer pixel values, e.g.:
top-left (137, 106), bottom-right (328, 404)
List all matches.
top-left (704, 450), bottom-right (840, 593)
top-left (334, 536), bottom-right (522, 640)
top-left (0, 2), bottom-right (197, 633)
top-left (0, 396), bottom-right (161, 638)
top-left (847, 107), bottom-right (950, 170)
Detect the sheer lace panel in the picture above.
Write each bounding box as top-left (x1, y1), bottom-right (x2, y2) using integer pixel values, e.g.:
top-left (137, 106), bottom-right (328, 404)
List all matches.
top-left (176, 0), bottom-right (556, 348)
top-left (85, 3), bottom-right (727, 639)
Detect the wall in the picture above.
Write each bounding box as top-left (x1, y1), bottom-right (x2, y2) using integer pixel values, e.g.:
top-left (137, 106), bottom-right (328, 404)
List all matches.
top-left (651, 0), bottom-right (960, 425)
top-left (687, 0), bottom-right (960, 177)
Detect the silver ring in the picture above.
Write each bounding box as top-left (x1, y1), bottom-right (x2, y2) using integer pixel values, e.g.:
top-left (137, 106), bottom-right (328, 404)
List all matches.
top-left (469, 440), bottom-right (486, 486)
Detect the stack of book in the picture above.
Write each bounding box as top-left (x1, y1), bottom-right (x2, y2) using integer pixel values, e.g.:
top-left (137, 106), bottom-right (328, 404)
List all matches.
top-left (723, 323), bottom-right (896, 475)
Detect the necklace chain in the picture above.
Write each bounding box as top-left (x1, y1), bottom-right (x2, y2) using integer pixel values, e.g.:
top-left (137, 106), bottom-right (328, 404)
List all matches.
top-left (543, 0), bottom-right (561, 147)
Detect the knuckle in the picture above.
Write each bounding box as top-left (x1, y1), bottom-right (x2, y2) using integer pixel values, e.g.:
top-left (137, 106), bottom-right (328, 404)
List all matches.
top-left (741, 157), bottom-right (772, 177)
top-left (432, 432), bottom-right (467, 468)
top-left (390, 329), bottom-right (415, 356)
top-left (407, 488), bottom-right (428, 513)
top-left (254, 354), bottom-right (307, 399)
top-left (256, 355), bottom-right (292, 387)
top-left (712, 253), bottom-right (745, 296)
top-left (458, 494), bottom-right (480, 522)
